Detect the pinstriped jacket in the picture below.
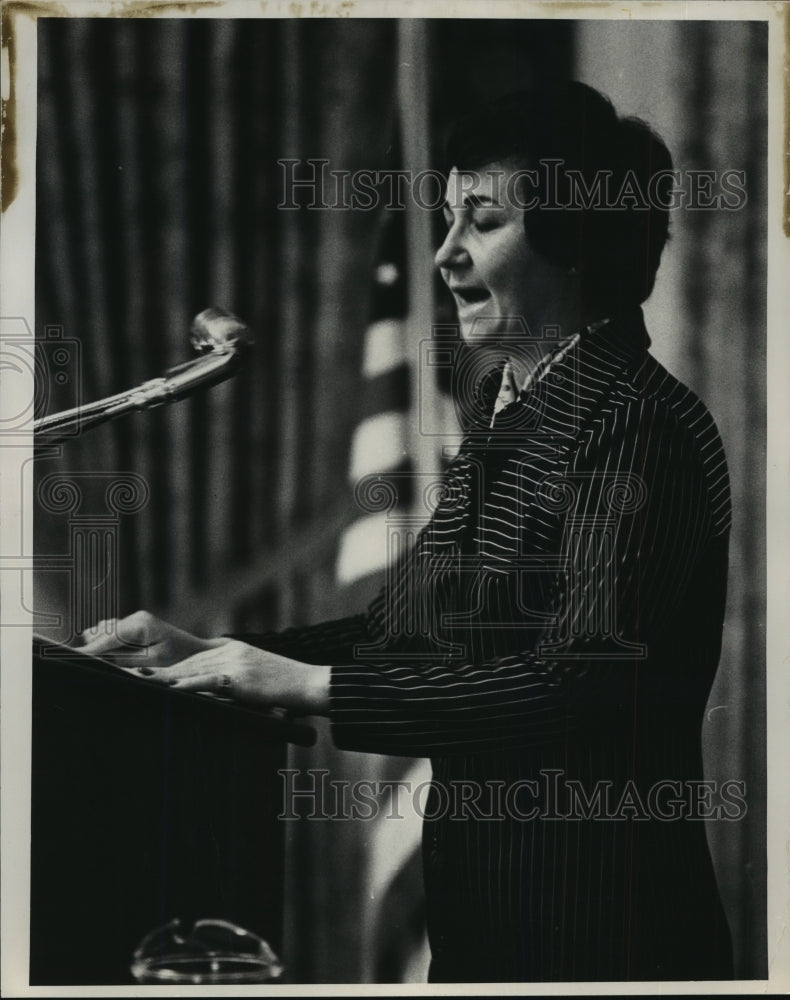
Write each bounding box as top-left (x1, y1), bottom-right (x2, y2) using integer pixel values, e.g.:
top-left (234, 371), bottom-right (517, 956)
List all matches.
top-left (248, 308), bottom-right (734, 982)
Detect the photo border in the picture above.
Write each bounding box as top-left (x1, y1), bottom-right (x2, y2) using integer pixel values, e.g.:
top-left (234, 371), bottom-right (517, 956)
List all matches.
top-left (1, 1), bottom-right (787, 996)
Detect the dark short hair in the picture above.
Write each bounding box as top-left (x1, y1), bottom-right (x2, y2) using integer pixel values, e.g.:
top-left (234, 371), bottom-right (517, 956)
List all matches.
top-left (443, 81), bottom-right (673, 310)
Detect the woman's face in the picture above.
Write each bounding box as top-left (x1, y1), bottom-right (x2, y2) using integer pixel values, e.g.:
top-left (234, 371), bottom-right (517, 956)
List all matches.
top-left (435, 162), bottom-right (571, 345)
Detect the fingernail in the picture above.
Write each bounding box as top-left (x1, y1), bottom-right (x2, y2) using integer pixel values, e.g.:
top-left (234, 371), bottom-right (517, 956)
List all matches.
top-left (138, 666), bottom-right (154, 676)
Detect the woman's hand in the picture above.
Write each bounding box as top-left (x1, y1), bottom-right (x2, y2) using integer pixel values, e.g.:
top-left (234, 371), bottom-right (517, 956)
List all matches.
top-left (79, 611), bottom-right (330, 715)
top-left (139, 640), bottom-right (331, 716)
top-left (79, 610), bottom-right (230, 668)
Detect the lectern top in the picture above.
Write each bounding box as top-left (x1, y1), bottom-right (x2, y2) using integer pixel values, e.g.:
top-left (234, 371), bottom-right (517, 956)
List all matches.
top-left (32, 634), bottom-right (317, 747)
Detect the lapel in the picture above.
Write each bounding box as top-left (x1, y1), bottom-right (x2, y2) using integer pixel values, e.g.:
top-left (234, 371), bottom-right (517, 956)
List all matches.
top-left (502, 306), bottom-right (651, 450)
top-left (432, 308), bottom-right (652, 558)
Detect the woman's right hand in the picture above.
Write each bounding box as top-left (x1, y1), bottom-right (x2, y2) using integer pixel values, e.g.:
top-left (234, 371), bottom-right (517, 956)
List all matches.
top-left (78, 610), bottom-right (230, 671)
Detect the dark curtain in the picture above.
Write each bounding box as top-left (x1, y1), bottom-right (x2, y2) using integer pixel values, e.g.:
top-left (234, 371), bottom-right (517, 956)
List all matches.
top-left (34, 16), bottom-right (399, 984)
top-left (35, 16), bottom-right (397, 638)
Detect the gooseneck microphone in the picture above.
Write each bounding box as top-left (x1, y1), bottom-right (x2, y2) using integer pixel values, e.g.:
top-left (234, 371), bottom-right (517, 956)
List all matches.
top-left (34, 308), bottom-right (253, 445)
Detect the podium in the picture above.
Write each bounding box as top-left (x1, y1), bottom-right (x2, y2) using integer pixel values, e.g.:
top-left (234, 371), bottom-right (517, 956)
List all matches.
top-left (30, 637), bottom-right (316, 985)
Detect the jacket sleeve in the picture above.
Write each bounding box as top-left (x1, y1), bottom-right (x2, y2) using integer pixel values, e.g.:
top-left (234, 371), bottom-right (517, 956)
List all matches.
top-left (228, 613), bottom-right (375, 666)
top-left (328, 397), bottom-right (721, 757)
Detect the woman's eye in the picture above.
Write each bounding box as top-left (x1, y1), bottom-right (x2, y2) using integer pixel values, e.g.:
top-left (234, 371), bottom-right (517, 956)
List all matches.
top-left (471, 212), bottom-right (502, 232)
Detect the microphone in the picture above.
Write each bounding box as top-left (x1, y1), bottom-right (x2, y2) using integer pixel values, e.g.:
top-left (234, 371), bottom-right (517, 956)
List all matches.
top-left (128, 308), bottom-right (253, 407)
top-left (34, 308), bottom-right (253, 444)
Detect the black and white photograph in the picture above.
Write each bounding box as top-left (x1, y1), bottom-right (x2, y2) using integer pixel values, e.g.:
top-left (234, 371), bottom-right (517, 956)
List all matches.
top-left (1, 1), bottom-right (788, 993)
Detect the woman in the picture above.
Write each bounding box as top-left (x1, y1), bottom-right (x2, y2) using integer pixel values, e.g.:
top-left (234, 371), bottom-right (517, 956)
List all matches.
top-left (81, 82), bottom-right (734, 982)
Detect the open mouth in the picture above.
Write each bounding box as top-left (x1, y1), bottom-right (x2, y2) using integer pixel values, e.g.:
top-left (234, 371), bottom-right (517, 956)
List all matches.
top-left (454, 287), bottom-right (490, 305)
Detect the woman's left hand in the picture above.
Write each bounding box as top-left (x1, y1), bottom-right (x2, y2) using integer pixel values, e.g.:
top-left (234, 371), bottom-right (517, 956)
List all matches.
top-left (138, 639), bottom-right (330, 716)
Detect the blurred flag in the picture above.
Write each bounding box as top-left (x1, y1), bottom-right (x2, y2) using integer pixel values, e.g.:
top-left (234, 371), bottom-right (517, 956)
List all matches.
top-left (336, 208), bottom-right (412, 586)
top-left (334, 204), bottom-right (432, 983)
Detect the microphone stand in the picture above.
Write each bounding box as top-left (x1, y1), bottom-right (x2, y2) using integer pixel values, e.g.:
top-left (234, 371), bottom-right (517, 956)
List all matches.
top-left (33, 308), bottom-right (252, 446)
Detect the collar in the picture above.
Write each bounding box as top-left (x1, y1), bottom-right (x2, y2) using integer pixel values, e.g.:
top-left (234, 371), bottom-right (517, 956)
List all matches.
top-left (489, 318), bottom-right (612, 428)
top-left (484, 306), bottom-right (652, 438)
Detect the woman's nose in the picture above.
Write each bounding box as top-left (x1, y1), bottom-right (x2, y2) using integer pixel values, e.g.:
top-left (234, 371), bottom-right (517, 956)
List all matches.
top-left (434, 224), bottom-right (468, 271)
